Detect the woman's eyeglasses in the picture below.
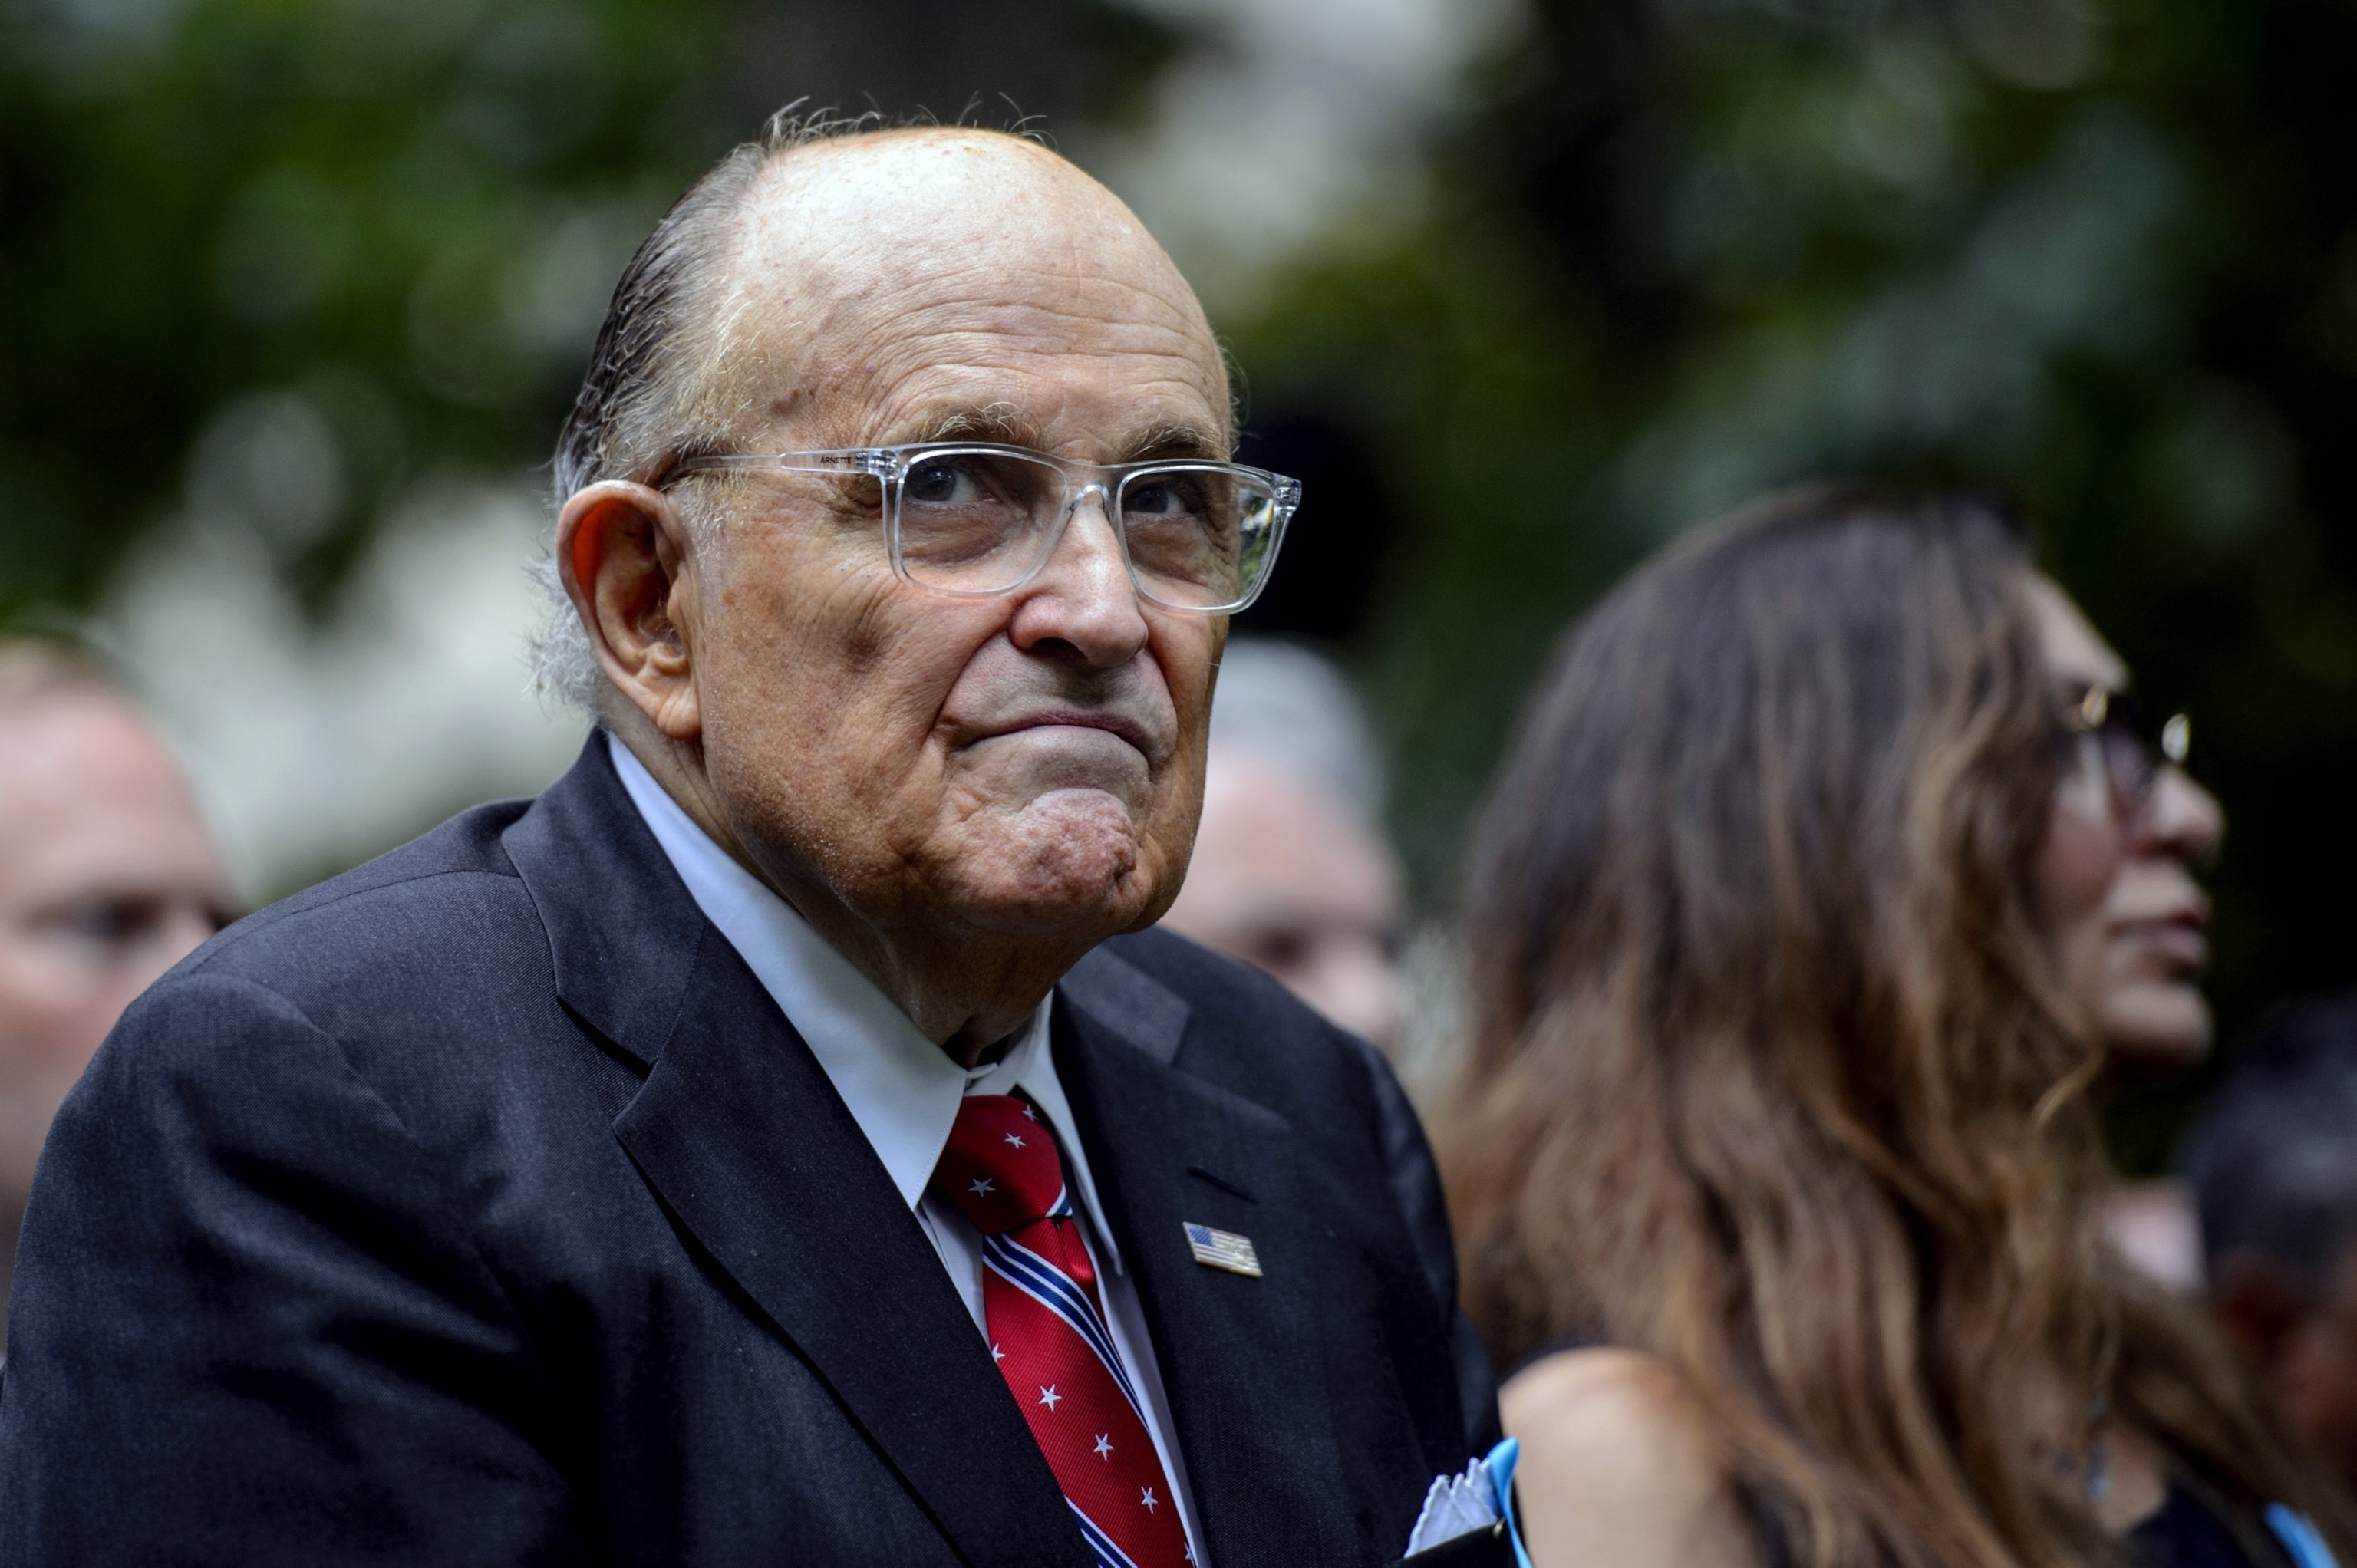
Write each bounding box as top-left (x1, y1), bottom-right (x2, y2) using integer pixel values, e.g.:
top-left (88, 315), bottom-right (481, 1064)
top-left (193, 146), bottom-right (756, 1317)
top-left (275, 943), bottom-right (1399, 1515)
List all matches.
top-left (2059, 685), bottom-right (2190, 812)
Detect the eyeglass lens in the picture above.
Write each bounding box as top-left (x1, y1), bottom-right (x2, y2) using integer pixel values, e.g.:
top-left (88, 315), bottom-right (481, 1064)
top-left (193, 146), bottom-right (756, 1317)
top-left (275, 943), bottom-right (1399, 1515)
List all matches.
top-left (892, 449), bottom-right (1278, 609)
top-left (2101, 720), bottom-right (2158, 803)
top-left (2076, 689), bottom-right (2189, 809)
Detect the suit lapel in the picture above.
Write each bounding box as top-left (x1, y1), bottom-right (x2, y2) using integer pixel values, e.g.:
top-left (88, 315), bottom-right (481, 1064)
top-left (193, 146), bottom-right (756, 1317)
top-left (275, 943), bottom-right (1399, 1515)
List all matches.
top-left (504, 739), bottom-right (1086, 1568)
top-left (1057, 949), bottom-right (1360, 1567)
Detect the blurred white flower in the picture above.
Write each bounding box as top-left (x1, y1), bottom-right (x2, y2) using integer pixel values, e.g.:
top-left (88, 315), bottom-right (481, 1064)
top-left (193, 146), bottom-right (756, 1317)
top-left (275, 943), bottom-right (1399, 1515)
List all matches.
top-left (1088, 0), bottom-right (1526, 310)
top-left (102, 479), bottom-right (586, 902)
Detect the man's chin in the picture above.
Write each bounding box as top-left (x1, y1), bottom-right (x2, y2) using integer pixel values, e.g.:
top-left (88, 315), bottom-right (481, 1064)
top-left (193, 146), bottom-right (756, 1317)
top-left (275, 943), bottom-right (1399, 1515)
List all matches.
top-left (939, 787), bottom-right (1162, 937)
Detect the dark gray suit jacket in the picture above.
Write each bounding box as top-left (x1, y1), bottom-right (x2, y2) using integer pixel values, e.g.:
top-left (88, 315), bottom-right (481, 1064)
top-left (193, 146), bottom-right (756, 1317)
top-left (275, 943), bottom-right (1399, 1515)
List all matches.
top-left (0, 736), bottom-right (1495, 1566)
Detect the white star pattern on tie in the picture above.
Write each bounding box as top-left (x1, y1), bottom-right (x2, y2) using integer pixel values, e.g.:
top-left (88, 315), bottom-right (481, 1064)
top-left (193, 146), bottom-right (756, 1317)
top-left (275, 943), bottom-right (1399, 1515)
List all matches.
top-left (969, 1177), bottom-right (994, 1197)
top-left (991, 1343), bottom-right (1005, 1362)
top-left (934, 1093), bottom-right (1189, 1566)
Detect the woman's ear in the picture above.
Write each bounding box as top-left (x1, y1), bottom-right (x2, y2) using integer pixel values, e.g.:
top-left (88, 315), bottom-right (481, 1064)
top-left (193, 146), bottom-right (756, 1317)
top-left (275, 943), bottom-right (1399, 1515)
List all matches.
top-left (555, 480), bottom-right (705, 742)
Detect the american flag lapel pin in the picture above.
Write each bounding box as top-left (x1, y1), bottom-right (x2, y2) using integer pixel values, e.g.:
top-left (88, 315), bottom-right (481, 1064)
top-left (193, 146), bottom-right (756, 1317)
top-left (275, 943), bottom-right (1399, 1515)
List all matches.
top-left (1183, 1222), bottom-right (1261, 1278)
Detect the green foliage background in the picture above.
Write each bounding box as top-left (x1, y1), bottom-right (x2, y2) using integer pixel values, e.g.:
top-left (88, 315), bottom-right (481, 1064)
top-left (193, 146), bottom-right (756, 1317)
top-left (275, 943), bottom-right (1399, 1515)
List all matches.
top-left (0, 0), bottom-right (737, 615)
top-left (5, 0), bottom-right (2352, 1161)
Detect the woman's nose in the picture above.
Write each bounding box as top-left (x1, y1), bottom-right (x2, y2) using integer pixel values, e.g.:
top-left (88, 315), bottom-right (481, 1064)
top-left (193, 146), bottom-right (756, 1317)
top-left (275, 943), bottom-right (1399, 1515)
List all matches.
top-left (2139, 765), bottom-right (2225, 865)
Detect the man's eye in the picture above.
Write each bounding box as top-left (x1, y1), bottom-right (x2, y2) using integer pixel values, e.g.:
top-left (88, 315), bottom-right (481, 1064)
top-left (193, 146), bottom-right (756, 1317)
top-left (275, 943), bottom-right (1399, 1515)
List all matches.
top-left (1127, 479), bottom-right (1208, 519)
top-left (45, 898), bottom-right (162, 953)
top-left (1126, 482), bottom-right (1177, 516)
top-left (905, 460), bottom-right (982, 506)
top-left (1244, 927), bottom-right (1312, 975)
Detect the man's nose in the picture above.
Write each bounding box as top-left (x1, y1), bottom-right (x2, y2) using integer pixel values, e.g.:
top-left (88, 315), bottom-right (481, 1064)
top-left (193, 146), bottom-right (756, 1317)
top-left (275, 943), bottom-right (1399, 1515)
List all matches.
top-left (1005, 490), bottom-right (1149, 668)
top-left (2140, 765), bottom-right (2225, 865)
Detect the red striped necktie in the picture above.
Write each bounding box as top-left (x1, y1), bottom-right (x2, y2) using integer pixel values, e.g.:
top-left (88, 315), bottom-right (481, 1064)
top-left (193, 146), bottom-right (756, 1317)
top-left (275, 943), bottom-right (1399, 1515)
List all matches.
top-left (932, 1093), bottom-right (1192, 1568)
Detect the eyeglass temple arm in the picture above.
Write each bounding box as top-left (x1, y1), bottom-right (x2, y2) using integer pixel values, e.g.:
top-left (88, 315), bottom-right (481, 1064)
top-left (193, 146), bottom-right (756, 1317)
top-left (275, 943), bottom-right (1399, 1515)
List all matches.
top-left (670, 450), bottom-right (897, 479)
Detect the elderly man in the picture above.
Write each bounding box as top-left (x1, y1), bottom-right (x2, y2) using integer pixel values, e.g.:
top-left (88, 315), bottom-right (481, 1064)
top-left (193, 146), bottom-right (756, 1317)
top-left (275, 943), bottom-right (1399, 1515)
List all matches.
top-left (0, 124), bottom-right (1490, 1566)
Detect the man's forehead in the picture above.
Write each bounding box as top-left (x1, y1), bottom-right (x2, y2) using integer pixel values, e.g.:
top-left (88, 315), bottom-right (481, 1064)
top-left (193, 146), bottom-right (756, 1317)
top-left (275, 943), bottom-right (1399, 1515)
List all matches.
top-left (885, 401), bottom-right (1228, 463)
top-left (710, 131), bottom-right (1230, 451)
top-left (742, 130), bottom-right (1139, 254)
top-left (0, 695), bottom-right (173, 799)
top-left (0, 697), bottom-right (199, 863)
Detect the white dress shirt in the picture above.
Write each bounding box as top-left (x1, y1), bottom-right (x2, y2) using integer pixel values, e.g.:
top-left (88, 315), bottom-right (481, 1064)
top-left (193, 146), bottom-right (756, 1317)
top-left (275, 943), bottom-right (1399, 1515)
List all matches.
top-left (609, 736), bottom-right (1204, 1559)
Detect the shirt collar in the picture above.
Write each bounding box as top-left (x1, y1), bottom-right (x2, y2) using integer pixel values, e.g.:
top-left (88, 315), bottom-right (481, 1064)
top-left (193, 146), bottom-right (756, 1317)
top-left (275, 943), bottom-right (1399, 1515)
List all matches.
top-left (607, 733), bottom-right (1122, 1272)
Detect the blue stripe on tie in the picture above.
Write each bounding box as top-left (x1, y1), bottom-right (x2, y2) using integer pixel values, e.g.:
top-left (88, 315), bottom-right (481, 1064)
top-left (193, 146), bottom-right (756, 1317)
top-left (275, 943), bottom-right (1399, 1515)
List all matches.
top-left (983, 1234), bottom-right (1146, 1420)
top-left (984, 1234), bottom-right (1130, 1394)
top-left (982, 1234), bottom-right (1144, 1418)
top-left (982, 1233), bottom-right (1118, 1372)
top-left (1070, 1499), bottom-right (1144, 1568)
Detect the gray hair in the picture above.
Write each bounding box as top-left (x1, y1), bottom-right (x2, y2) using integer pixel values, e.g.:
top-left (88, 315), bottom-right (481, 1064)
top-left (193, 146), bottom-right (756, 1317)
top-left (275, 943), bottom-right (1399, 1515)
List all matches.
top-left (529, 107), bottom-right (888, 709)
top-left (1207, 636), bottom-right (1386, 819)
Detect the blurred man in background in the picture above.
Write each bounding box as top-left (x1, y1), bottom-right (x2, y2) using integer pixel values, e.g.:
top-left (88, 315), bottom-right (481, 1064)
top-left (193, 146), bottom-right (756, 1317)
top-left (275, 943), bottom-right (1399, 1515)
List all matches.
top-left (1160, 637), bottom-right (1404, 1048)
top-left (0, 639), bottom-right (228, 1345)
top-left (2183, 990), bottom-right (2357, 1489)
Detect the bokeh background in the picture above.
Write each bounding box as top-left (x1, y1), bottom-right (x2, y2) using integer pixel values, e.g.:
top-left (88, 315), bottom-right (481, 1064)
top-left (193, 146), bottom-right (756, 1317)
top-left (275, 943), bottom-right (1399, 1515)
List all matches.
top-left (6, 0), bottom-right (2352, 1165)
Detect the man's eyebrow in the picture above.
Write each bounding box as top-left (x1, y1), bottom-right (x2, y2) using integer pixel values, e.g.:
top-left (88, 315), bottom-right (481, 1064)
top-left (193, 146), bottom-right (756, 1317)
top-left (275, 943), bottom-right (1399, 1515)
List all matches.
top-left (899, 404), bottom-right (1048, 449)
top-left (1117, 423), bottom-right (1228, 463)
top-left (885, 409), bottom-right (1230, 463)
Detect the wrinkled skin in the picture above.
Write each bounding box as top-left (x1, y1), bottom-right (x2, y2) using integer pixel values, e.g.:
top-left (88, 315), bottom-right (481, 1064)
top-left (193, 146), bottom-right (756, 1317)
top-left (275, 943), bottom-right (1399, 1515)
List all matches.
top-left (559, 130), bottom-right (1231, 1063)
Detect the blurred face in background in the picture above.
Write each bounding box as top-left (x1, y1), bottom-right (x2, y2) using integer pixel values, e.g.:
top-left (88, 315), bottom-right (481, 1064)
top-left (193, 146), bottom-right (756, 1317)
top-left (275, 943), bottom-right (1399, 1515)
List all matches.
top-left (2028, 575), bottom-right (2225, 1065)
top-left (1159, 746), bottom-right (1403, 1046)
top-left (0, 687), bottom-right (228, 1260)
top-left (2228, 1243), bottom-right (2357, 1491)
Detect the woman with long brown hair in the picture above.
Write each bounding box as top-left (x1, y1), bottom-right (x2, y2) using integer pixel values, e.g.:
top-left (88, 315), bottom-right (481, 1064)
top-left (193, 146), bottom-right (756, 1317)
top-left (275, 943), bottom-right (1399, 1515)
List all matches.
top-left (1439, 486), bottom-right (2348, 1567)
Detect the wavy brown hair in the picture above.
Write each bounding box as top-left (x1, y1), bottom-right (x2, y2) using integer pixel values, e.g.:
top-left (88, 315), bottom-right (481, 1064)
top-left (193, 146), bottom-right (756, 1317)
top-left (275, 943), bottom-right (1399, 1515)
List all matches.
top-left (1440, 488), bottom-right (2354, 1567)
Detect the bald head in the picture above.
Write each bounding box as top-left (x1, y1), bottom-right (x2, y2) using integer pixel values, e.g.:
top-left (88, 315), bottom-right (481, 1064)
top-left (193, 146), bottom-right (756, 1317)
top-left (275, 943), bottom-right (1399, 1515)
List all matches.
top-left (723, 131), bottom-right (1224, 439)
top-left (557, 124), bottom-right (1225, 513)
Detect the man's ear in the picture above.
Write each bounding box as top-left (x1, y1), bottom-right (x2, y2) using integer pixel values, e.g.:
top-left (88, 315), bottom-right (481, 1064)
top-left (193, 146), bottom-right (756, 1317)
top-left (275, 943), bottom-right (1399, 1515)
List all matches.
top-left (555, 480), bottom-right (704, 742)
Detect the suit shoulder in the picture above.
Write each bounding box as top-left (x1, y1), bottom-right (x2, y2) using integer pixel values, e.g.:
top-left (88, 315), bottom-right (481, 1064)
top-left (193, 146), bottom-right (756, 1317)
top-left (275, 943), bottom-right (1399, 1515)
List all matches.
top-left (179, 796), bottom-right (540, 999)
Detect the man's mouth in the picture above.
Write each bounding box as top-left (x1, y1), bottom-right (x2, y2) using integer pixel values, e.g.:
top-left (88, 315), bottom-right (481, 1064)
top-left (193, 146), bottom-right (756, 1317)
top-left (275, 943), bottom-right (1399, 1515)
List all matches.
top-left (988, 710), bottom-right (1157, 757)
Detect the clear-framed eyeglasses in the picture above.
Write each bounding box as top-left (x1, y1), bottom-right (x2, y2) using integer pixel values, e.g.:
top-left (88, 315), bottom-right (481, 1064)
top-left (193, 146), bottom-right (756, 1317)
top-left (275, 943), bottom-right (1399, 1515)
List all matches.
top-left (667, 442), bottom-right (1300, 615)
